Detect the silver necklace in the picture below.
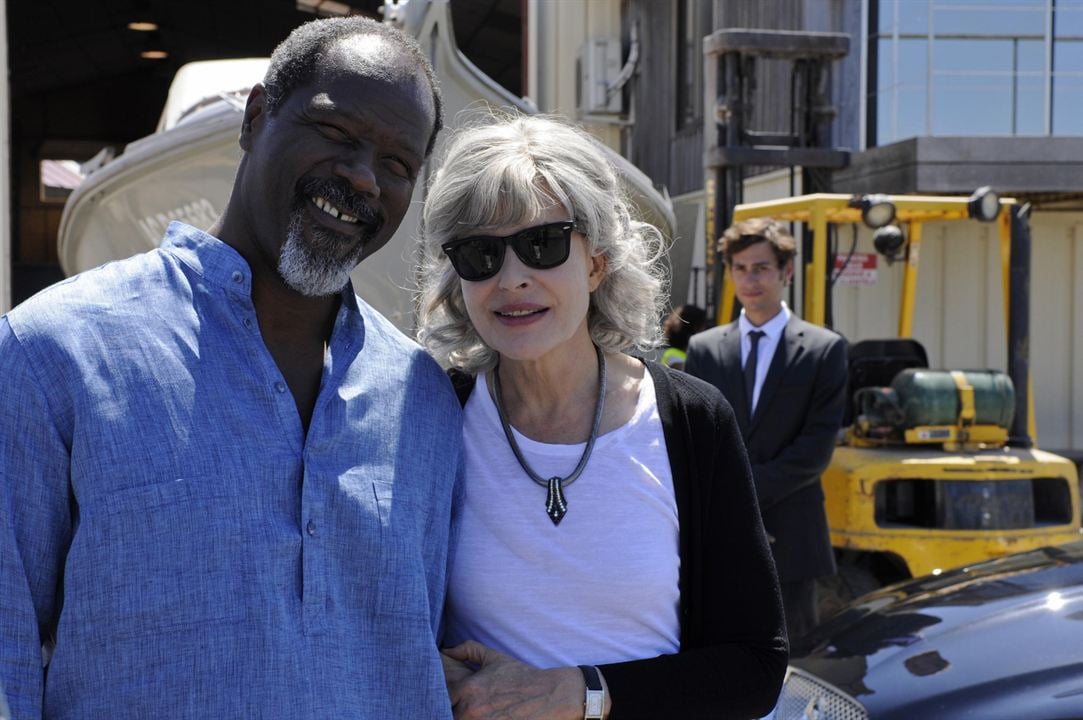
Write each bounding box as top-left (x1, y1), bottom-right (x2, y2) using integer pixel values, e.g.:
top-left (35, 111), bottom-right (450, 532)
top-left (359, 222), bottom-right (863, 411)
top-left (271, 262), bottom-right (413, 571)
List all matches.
top-left (492, 345), bottom-right (607, 526)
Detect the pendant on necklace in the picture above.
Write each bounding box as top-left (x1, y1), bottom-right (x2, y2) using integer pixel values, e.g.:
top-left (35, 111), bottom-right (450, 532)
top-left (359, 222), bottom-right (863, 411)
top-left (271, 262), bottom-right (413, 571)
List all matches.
top-left (545, 476), bottom-right (568, 525)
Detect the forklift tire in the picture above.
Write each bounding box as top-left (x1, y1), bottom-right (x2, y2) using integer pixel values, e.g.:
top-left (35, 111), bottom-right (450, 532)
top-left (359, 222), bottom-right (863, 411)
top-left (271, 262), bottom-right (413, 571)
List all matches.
top-left (815, 563), bottom-right (881, 622)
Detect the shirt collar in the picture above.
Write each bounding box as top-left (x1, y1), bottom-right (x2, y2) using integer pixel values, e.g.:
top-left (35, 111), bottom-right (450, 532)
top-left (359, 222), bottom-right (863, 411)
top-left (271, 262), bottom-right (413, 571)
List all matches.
top-left (160, 220), bottom-right (361, 313)
top-left (160, 221), bottom-right (253, 294)
top-left (739, 301), bottom-right (790, 341)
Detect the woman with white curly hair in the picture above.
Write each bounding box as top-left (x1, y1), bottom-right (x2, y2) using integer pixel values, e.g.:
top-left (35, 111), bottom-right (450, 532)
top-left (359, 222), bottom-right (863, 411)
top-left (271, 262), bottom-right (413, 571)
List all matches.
top-left (416, 113), bottom-right (786, 720)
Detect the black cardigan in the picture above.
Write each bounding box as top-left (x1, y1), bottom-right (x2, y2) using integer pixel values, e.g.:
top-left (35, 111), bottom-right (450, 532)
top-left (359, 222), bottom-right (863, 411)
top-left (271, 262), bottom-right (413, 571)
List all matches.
top-left (450, 361), bottom-right (787, 719)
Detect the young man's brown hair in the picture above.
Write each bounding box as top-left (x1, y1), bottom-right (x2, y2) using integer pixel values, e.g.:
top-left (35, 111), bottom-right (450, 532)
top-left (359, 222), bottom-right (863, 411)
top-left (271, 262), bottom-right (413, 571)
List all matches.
top-left (719, 217), bottom-right (797, 268)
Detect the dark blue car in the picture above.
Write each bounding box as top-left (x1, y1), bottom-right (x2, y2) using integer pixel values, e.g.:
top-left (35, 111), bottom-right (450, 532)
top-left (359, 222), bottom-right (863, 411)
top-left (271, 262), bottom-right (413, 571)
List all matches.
top-left (763, 540), bottom-right (1083, 720)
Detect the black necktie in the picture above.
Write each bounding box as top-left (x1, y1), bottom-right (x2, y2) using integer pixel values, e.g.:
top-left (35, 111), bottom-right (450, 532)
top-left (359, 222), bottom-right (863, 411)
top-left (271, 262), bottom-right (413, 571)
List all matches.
top-left (745, 330), bottom-right (765, 413)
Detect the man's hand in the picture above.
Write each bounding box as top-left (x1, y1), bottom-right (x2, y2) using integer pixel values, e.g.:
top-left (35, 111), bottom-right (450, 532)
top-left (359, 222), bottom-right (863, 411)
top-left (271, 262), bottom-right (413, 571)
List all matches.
top-left (442, 650), bottom-right (476, 687)
top-left (443, 640), bottom-right (587, 720)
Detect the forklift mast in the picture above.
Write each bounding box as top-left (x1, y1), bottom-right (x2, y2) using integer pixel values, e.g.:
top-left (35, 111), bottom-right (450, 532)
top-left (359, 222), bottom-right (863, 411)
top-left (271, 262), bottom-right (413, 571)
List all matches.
top-left (702, 28), bottom-right (849, 325)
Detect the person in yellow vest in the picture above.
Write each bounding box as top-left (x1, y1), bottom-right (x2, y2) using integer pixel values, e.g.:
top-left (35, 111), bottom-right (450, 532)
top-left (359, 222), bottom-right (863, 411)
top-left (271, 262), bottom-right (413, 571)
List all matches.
top-left (661, 304), bottom-right (707, 371)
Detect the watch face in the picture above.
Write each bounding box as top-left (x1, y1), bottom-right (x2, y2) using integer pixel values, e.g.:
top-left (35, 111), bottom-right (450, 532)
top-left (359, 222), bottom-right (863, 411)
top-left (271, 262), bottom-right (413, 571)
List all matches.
top-left (585, 690), bottom-right (605, 718)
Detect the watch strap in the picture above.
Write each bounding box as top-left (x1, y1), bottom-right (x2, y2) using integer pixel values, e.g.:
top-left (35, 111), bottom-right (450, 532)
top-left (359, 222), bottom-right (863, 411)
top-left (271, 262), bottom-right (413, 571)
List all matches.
top-left (579, 665), bottom-right (605, 720)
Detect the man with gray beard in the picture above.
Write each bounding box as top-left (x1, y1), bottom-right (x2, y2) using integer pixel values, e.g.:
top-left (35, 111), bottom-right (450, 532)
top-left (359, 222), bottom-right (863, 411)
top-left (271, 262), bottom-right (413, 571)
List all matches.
top-left (0, 16), bottom-right (463, 719)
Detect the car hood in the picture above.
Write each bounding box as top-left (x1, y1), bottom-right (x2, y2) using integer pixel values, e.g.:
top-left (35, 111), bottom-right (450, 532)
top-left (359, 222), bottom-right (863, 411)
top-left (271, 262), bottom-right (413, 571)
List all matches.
top-left (793, 540), bottom-right (1083, 719)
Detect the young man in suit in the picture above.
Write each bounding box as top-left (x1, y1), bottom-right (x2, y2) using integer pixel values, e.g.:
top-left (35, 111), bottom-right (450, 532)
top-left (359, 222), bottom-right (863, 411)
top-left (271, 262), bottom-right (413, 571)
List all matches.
top-left (685, 218), bottom-right (848, 643)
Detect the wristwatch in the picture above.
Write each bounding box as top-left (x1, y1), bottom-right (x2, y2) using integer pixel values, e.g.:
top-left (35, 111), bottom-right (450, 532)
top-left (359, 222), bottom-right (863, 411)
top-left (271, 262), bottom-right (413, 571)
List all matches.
top-left (579, 665), bottom-right (605, 720)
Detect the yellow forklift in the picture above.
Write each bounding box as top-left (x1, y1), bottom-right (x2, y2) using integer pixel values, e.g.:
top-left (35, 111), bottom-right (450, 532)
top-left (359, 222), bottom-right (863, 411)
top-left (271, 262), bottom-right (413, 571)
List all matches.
top-left (724, 191), bottom-right (1082, 614)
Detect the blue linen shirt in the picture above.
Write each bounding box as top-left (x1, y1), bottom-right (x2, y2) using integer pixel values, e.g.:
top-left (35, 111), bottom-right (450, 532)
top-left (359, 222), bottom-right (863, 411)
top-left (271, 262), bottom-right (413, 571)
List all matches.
top-left (0, 222), bottom-right (462, 719)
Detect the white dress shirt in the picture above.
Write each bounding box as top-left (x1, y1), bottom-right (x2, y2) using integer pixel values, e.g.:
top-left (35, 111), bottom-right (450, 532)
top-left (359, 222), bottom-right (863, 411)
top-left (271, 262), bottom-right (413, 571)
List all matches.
top-left (739, 302), bottom-right (791, 414)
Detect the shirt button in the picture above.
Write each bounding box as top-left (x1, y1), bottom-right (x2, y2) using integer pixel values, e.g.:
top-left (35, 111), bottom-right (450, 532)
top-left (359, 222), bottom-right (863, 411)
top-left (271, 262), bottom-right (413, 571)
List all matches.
top-left (231, 271), bottom-right (244, 284)
top-left (243, 317), bottom-right (254, 329)
top-left (306, 520), bottom-right (317, 536)
top-left (274, 381), bottom-right (287, 394)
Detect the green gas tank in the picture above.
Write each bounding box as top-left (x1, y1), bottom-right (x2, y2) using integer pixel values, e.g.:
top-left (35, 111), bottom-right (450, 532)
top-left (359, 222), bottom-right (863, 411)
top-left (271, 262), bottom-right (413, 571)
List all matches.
top-left (891, 369), bottom-right (1015, 429)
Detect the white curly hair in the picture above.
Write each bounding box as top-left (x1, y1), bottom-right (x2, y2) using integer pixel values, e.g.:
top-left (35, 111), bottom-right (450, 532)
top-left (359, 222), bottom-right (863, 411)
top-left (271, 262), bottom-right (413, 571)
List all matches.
top-left (415, 112), bottom-right (669, 373)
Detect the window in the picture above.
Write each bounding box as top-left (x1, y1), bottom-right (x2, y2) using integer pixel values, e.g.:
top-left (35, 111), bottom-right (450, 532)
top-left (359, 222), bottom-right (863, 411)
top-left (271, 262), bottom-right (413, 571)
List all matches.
top-left (39, 159), bottom-right (85, 204)
top-left (870, 0), bottom-right (1082, 144)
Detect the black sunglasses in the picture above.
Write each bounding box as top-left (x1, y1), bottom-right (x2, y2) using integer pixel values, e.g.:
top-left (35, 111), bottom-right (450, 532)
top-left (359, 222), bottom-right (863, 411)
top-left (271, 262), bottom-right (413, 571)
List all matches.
top-left (441, 221), bottom-right (576, 282)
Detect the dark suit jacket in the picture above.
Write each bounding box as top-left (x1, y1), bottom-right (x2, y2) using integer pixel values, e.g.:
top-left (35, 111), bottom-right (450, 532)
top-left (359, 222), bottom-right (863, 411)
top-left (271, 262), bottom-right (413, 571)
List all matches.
top-left (686, 314), bottom-right (847, 583)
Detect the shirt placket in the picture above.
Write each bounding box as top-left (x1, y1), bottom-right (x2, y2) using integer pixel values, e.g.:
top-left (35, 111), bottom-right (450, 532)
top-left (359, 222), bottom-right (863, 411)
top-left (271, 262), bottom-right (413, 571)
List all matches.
top-left (226, 268), bottom-right (304, 452)
top-left (299, 304), bottom-right (355, 636)
top-left (301, 491), bottom-right (328, 635)
top-left (225, 267), bottom-right (325, 634)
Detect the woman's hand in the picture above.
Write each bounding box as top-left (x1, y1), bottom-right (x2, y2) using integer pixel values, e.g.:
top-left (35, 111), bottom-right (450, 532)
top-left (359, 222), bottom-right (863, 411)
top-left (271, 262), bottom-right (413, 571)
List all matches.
top-left (443, 640), bottom-right (587, 720)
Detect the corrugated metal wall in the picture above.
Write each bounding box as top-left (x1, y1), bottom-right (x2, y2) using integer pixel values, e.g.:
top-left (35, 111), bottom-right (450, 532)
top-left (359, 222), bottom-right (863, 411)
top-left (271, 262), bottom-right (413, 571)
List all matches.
top-left (1029, 214), bottom-right (1083, 453)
